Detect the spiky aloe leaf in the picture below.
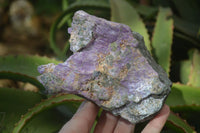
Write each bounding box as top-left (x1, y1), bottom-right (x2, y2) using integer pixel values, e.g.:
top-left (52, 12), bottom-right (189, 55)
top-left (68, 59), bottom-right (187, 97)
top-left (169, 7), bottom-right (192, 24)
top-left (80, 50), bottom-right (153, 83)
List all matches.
top-left (180, 60), bottom-right (192, 84)
top-left (166, 83), bottom-right (200, 132)
top-left (180, 49), bottom-right (193, 85)
top-left (151, 7), bottom-right (173, 75)
top-left (166, 112), bottom-right (196, 133)
top-left (188, 49), bottom-right (200, 87)
top-left (180, 49), bottom-right (200, 87)
top-left (170, 104), bottom-right (200, 132)
top-left (0, 55), bottom-right (61, 89)
top-left (0, 88), bottom-right (42, 133)
top-left (110, 0), bottom-right (151, 52)
top-left (166, 83), bottom-right (200, 107)
top-left (13, 94), bottom-right (83, 133)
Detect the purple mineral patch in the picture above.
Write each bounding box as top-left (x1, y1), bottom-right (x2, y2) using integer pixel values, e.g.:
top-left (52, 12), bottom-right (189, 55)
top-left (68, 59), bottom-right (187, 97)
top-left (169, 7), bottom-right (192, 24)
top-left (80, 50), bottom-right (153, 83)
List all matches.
top-left (37, 10), bottom-right (171, 123)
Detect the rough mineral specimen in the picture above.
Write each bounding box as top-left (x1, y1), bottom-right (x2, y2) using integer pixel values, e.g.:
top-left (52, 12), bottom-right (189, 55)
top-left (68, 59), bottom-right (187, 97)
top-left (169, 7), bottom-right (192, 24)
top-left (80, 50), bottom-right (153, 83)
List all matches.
top-left (37, 10), bottom-right (171, 123)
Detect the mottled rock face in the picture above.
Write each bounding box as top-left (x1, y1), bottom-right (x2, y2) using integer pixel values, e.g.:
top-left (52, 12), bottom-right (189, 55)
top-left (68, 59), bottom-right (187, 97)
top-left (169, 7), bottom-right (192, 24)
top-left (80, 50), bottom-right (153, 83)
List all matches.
top-left (37, 10), bottom-right (171, 123)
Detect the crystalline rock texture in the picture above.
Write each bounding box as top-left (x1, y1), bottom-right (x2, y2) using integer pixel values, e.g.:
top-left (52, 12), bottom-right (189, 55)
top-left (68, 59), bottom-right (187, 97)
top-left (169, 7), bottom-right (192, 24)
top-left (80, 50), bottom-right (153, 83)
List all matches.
top-left (37, 10), bottom-right (171, 124)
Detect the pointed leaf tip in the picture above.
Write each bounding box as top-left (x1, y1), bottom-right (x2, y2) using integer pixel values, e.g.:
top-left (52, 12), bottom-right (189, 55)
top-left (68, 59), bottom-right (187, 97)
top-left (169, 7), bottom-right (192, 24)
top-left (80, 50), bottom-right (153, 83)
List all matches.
top-left (152, 7), bottom-right (174, 75)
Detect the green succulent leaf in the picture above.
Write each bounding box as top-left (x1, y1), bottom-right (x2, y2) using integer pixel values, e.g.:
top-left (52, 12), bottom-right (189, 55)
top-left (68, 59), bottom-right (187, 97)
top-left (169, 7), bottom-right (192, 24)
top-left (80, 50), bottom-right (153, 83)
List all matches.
top-left (62, 0), bottom-right (69, 10)
top-left (110, 0), bottom-right (151, 52)
top-left (166, 112), bottom-right (196, 133)
top-left (0, 55), bottom-right (61, 89)
top-left (13, 94), bottom-right (83, 133)
top-left (166, 83), bottom-right (200, 107)
top-left (151, 7), bottom-right (173, 75)
top-left (0, 88), bottom-right (42, 133)
top-left (180, 49), bottom-right (200, 87)
top-left (19, 109), bottom-right (65, 133)
top-left (169, 105), bottom-right (200, 132)
top-left (188, 49), bottom-right (200, 87)
top-left (180, 60), bottom-right (192, 84)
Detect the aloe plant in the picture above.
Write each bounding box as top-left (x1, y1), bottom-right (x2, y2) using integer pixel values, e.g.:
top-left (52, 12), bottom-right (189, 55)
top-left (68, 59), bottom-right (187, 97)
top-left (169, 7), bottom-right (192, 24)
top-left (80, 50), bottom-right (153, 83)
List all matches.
top-left (0, 0), bottom-right (200, 132)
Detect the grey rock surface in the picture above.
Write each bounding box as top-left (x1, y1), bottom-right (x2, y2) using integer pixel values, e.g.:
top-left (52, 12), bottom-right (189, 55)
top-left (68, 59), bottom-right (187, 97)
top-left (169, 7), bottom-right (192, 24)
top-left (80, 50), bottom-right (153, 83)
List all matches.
top-left (37, 10), bottom-right (171, 123)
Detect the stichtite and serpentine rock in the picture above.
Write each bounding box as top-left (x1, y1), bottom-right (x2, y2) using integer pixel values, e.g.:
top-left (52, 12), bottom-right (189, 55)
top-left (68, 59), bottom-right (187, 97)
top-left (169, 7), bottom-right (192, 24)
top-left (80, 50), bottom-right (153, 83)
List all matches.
top-left (37, 10), bottom-right (171, 124)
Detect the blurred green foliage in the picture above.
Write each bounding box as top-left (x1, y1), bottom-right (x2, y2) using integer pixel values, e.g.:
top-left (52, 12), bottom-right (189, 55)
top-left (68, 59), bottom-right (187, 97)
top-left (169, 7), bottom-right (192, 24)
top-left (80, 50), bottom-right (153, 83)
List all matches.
top-left (0, 0), bottom-right (200, 132)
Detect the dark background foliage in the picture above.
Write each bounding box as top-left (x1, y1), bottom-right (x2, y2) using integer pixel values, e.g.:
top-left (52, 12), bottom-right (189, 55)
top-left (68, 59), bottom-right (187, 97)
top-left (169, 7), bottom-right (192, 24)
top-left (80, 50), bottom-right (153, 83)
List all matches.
top-left (0, 0), bottom-right (200, 132)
